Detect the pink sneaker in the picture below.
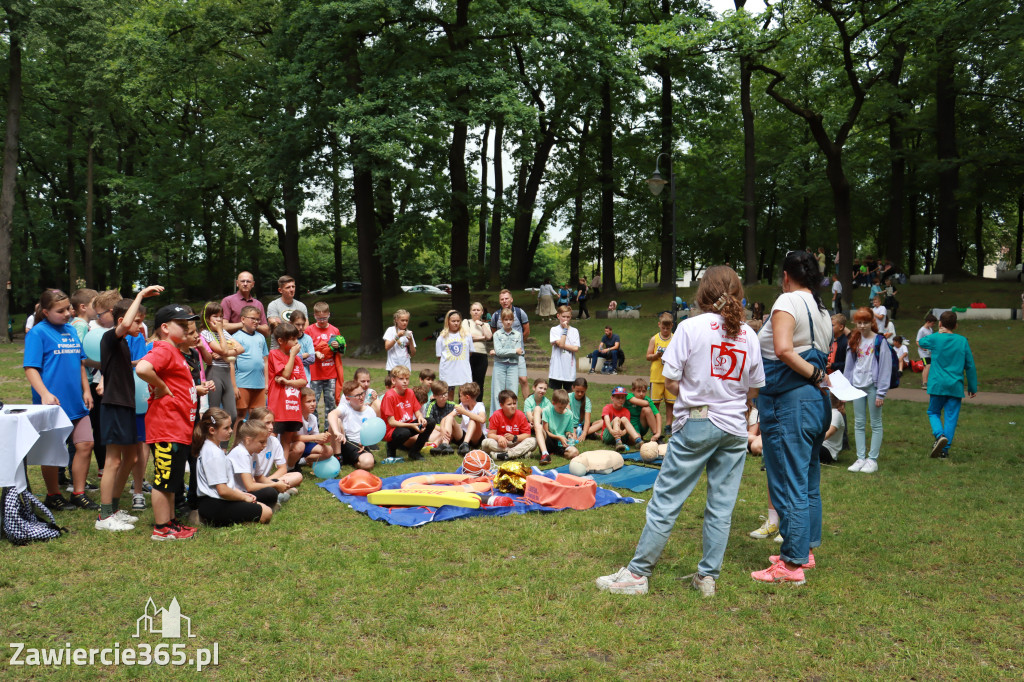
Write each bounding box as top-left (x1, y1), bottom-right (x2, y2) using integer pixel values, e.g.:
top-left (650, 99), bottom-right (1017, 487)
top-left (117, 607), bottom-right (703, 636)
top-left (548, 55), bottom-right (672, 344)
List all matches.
top-left (751, 561), bottom-right (805, 585)
top-left (769, 553), bottom-right (815, 569)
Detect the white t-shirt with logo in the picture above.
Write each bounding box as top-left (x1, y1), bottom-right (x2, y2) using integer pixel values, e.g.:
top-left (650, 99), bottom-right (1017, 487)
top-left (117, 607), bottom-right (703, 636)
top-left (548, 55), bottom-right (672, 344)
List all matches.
top-left (254, 435), bottom-right (287, 478)
top-left (303, 413), bottom-right (319, 436)
top-left (197, 441), bottom-right (239, 499)
top-left (226, 444), bottom-right (257, 490)
top-left (383, 326), bottom-right (415, 371)
top-left (459, 401), bottom-right (486, 431)
top-left (435, 331), bottom-right (473, 385)
top-left (759, 291), bottom-right (833, 361)
top-left (335, 401), bottom-right (374, 443)
top-left (661, 312), bottom-right (765, 438)
top-left (548, 325), bottom-right (580, 382)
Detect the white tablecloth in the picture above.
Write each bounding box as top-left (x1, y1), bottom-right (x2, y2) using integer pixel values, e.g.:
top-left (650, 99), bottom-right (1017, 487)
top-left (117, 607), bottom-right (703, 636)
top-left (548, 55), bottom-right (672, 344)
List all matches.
top-left (0, 405), bottom-right (73, 491)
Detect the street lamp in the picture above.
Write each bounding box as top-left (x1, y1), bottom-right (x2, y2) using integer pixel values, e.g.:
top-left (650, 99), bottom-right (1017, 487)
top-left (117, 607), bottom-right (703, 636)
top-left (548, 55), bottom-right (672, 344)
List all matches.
top-left (647, 153), bottom-right (677, 324)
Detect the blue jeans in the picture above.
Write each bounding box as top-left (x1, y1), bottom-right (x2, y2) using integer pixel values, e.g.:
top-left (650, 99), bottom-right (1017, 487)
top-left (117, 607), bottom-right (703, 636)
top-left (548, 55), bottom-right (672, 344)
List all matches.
top-left (588, 350), bottom-right (617, 372)
top-left (928, 395), bottom-right (962, 451)
top-left (758, 385), bottom-right (829, 566)
top-left (311, 379), bottom-right (336, 423)
top-left (491, 361), bottom-right (519, 415)
top-left (851, 383), bottom-right (883, 460)
top-left (627, 418), bottom-right (746, 580)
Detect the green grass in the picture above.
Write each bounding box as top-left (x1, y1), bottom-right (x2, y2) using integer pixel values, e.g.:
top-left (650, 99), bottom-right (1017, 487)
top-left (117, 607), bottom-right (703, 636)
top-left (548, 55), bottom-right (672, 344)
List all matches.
top-left (2, 341), bottom-right (1023, 679)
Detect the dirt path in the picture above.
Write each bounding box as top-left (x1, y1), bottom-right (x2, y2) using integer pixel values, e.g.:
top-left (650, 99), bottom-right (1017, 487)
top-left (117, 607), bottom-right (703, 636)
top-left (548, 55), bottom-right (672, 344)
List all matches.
top-left (348, 359), bottom-right (1024, 407)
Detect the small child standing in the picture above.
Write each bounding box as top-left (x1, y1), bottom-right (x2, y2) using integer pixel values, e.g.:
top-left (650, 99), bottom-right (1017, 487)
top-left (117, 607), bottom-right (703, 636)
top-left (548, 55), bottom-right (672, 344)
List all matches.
top-left (916, 313), bottom-right (937, 390)
top-left (918, 311), bottom-right (978, 459)
top-left (267, 322), bottom-right (308, 465)
top-left (383, 309), bottom-right (416, 371)
top-left (290, 311), bottom-right (316, 383)
top-left (231, 304), bottom-right (269, 432)
top-left (328, 380), bottom-right (376, 470)
top-left (602, 386), bottom-right (642, 453)
top-left (306, 301), bottom-right (340, 422)
top-left (291, 387), bottom-right (332, 466)
top-left (489, 309), bottom-right (523, 415)
top-left (646, 312), bottom-right (676, 429)
top-left (381, 366), bottom-right (430, 460)
top-left (482, 390), bottom-right (537, 461)
top-left (539, 389), bottom-right (580, 464)
top-left (196, 412), bottom-right (273, 526)
top-left (548, 306), bottom-right (580, 391)
top-left (136, 304), bottom-right (201, 540)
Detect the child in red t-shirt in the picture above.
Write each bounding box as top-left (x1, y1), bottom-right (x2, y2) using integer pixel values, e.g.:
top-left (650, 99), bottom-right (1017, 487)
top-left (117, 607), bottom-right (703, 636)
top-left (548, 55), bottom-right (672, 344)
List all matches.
top-left (380, 366), bottom-right (430, 461)
top-left (482, 389), bottom-right (538, 461)
top-left (602, 386), bottom-right (641, 452)
top-left (136, 304), bottom-right (201, 541)
top-left (267, 322), bottom-right (308, 466)
top-left (306, 301), bottom-right (341, 421)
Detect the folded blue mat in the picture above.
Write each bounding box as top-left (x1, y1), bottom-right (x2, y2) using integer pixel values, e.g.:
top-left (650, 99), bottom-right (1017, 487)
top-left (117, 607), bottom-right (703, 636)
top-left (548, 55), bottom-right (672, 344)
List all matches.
top-left (622, 451), bottom-right (663, 466)
top-left (319, 469), bottom-right (642, 527)
top-left (549, 462), bottom-right (661, 493)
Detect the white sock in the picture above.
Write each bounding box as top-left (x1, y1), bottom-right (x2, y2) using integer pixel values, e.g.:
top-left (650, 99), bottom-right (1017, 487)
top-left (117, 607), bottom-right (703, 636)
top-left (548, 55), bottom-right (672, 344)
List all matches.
top-left (768, 509), bottom-right (780, 526)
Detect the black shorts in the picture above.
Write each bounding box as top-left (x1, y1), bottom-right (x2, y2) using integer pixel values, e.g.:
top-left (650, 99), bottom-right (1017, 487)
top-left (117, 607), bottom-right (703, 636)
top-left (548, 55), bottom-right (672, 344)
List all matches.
top-left (274, 421), bottom-right (302, 434)
top-left (101, 404), bottom-right (138, 446)
top-left (545, 435), bottom-right (566, 456)
top-left (151, 442), bottom-right (190, 493)
top-left (548, 379), bottom-right (573, 391)
top-left (197, 496), bottom-right (263, 526)
top-left (252, 487), bottom-right (278, 507)
top-left (339, 440), bottom-right (371, 467)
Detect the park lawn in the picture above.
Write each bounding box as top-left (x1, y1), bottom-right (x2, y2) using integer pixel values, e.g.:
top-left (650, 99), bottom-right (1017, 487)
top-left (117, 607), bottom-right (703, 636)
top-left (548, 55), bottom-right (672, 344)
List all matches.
top-left (2, 334), bottom-right (1024, 679)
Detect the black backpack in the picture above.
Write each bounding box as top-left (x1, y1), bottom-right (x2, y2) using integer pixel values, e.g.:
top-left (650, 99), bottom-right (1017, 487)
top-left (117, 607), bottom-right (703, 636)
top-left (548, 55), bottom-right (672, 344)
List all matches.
top-left (1, 488), bottom-right (67, 545)
top-left (874, 335), bottom-right (900, 389)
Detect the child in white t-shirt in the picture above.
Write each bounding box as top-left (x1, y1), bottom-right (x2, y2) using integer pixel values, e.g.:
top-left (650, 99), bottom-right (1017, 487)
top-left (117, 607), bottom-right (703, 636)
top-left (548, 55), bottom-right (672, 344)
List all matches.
top-left (328, 379), bottom-right (376, 470)
top-left (226, 420), bottom-right (287, 510)
top-left (249, 407), bottom-right (303, 497)
top-left (451, 381), bottom-right (487, 456)
top-left (383, 309), bottom-right (416, 371)
top-left (892, 336), bottom-right (909, 373)
top-left (291, 387), bottom-right (332, 467)
top-left (817, 395), bottom-right (847, 462)
top-left (548, 306), bottom-right (580, 391)
top-left (916, 314), bottom-right (937, 389)
top-left (194, 408), bottom-right (272, 526)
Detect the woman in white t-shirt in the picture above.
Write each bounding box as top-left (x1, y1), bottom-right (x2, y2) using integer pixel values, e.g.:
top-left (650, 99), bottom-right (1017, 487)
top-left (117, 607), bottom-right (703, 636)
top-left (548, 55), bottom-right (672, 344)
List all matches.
top-left (435, 310), bottom-right (472, 399)
top-left (536, 279), bottom-right (557, 319)
top-left (547, 306), bottom-right (580, 391)
top-left (596, 266), bottom-right (764, 597)
top-left (751, 251), bottom-right (833, 587)
top-left (461, 302), bottom-right (493, 390)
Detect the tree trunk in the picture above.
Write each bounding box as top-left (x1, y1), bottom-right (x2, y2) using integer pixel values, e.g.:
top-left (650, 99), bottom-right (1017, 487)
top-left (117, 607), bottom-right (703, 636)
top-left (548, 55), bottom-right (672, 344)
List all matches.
top-left (974, 203), bottom-right (984, 276)
top-left (449, 117), bottom-right (471, 313)
top-left (488, 118), bottom-right (504, 288)
top-left (599, 76), bottom-right (616, 295)
top-left (281, 182), bottom-right (301, 284)
top-left (330, 133), bottom-right (344, 286)
top-left (477, 124), bottom-right (489, 286)
top-left (353, 146), bottom-right (383, 353)
top-left (739, 58), bottom-right (757, 285)
top-left (884, 45), bottom-right (907, 269)
top-left (85, 133), bottom-right (94, 287)
top-left (1015, 193), bottom-right (1023, 268)
top-left (823, 150), bottom-right (854, 306)
top-left (0, 11), bottom-right (22, 341)
top-left (907, 191), bottom-right (918, 275)
top-left (65, 121), bottom-right (78, 289)
top-left (925, 199), bottom-right (935, 274)
top-left (507, 126), bottom-right (557, 289)
top-left (569, 118), bottom-right (589, 285)
top-left (658, 48), bottom-right (675, 291)
top-left (934, 36), bottom-right (961, 276)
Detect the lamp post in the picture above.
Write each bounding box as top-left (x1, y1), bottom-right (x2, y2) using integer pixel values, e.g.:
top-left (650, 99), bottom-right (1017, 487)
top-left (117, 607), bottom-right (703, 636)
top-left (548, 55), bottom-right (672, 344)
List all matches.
top-left (647, 153), bottom-right (677, 323)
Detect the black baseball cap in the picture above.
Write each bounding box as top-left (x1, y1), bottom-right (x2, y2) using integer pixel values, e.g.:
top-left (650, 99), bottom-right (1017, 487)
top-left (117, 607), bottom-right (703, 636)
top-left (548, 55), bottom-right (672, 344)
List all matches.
top-left (154, 304), bottom-right (200, 327)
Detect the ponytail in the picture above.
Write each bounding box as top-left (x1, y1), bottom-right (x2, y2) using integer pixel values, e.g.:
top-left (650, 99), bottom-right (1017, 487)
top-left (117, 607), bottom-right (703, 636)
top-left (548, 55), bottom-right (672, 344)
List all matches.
top-left (696, 265), bottom-right (746, 339)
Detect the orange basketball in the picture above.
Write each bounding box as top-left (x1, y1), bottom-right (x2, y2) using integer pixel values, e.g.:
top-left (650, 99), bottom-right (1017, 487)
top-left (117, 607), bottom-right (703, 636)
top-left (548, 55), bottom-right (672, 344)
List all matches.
top-left (462, 450), bottom-right (492, 475)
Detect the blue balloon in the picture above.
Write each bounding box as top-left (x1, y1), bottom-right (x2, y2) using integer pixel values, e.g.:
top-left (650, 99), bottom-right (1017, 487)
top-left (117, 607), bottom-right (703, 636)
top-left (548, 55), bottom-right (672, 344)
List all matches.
top-left (134, 373), bottom-right (150, 414)
top-left (674, 296), bottom-right (683, 306)
top-left (312, 457), bottom-right (341, 479)
top-left (83, 326), bottom-right (107, 362)
top-left (360, 417), bottom-right (387, 447)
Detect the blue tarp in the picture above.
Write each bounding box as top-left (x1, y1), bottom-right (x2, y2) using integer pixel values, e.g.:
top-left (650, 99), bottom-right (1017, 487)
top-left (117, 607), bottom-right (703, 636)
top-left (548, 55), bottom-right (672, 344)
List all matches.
top-left (548, 461), bottom-right (662, 493)
top-left (318, 469), bottom-right (642, 527)
top-left (622, 451), bottom-right (663, 466)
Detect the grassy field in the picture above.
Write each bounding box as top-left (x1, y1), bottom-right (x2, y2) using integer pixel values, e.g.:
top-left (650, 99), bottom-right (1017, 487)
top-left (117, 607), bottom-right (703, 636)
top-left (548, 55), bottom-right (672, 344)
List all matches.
top-left (2, 334), bottom-right (1024, 679)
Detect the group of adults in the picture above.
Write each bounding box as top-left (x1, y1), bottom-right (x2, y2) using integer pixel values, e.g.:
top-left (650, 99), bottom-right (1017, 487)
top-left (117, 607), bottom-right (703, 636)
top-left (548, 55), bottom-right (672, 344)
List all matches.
top-left (535, 275), bottom-right (597, 321)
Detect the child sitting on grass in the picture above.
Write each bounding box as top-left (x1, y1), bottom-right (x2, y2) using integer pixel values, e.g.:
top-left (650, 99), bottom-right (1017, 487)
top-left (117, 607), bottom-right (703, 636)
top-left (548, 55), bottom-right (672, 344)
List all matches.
top-left (291, 387), bottom-right (333, 466)
top-left (419, 368), bottom-right (436, 392)
top-left (523, 378), bottom-right (551, 453)
top-left (602, 386), bottom-right (642, 453)
top-left (482, 389), bottom-right (537, 461)
top-left (817, 394), bottom-right (847, 463)
top-left (452, 381), bottom-right (487, 456)
top-left (569, 377), bottom-right (603, 441)
top-left (626, 378), bottom-right (662, 444)
top-left (195, 409), bottom-right (272, 526)
top-left (381, 365), bottom-right (430, 461)
top-left (539, 388), bottom-right (580, 464)
top-left (249, 407), bottom-right (303, 495)
top-left (425, 381), bottom-right (458, 455)
top-left (226, 419), bottom-right (283, 510)
top-left (327, 380), bottom-right (376, 470)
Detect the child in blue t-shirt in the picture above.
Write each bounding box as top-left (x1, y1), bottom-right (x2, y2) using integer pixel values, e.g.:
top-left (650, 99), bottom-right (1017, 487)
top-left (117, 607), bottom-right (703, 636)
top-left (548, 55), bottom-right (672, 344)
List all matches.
top-left (230, 304), bottom-right (269, 431)
top-left (23, 289), bottom-right (96, 511)
top-left (918, 311), bottom-right (978, 459)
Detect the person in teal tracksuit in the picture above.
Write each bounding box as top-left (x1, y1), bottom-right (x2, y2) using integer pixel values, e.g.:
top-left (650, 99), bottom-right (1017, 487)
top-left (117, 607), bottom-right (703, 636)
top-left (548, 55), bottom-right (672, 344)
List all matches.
top-left (917, 311), bottom-right (978, 459)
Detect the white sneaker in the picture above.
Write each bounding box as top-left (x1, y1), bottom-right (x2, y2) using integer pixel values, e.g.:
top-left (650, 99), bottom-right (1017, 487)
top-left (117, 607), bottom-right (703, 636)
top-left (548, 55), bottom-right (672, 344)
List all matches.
top-left (860, 459), bottom-right (878, 473)
top-left (95, 515), bottom-right (134, 531)
top-left (749, 515), bottom-right (779, 539)
top-left (687, 573), bottom-right (716, 598)
top-left (596, 567), bottom-right (648, 595)
top-left (848, 458), bottom-right (866, 472)
top-left (132, 493), bottom-right (146, 511)
top-left (113, 510), bottom-right (139, 524)
top-left (774, 533), bottom-right (784, 543)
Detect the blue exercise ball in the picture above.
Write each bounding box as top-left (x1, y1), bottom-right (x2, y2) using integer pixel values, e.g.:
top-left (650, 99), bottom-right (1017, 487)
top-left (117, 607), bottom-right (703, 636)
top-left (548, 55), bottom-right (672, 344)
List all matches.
top-left (83, 326), bottom-right (107, 362)
top-left (312, 457), bottom-right (341, 480)
top-left (134, 373), bottom-right (150, 414)
top-left (361, 417), bottom-right (387, 446)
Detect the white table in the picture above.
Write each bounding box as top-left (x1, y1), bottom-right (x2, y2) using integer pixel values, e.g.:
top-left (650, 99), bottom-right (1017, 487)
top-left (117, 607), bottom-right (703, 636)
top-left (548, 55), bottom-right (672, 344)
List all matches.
top-left (0, 405), bottom-right (73, 491)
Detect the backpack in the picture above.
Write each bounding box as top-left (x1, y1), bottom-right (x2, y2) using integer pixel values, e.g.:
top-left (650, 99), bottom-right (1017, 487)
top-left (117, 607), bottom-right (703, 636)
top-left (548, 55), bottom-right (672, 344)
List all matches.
top-left (557, 288), bottom-right (570, 305)
top-left (874, 335), bottom-right (900, 389)
top-left (1, 488), bottom-right (67, 545)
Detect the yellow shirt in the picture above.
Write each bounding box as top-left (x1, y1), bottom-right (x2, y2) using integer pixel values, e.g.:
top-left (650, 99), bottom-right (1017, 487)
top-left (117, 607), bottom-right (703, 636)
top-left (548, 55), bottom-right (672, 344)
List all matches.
top-left (650, 332), bottom-right (673, 383)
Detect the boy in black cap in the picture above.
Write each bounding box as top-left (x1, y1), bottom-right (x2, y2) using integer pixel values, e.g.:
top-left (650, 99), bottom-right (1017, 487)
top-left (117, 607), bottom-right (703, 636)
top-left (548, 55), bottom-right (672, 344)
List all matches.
top-left (136, 304), bottom-right (201, 540)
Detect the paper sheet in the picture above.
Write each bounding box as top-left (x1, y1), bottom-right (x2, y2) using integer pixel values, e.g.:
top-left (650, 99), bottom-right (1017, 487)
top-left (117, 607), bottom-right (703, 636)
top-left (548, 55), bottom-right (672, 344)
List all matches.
top-left (827, 371), bottom-right (867, 401)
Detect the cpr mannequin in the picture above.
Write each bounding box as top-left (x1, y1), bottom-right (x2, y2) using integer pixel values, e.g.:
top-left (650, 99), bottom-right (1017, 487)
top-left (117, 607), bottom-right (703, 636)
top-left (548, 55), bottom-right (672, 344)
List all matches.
top-left (568, 450), bottom-right (625, 476)
top-left (638, 441), bottom-right (668, 462)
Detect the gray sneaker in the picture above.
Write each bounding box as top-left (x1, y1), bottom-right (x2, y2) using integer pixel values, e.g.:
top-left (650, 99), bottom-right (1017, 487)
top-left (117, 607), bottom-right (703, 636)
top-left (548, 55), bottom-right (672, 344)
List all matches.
top-left (686, 573), bottom-right (716, 598)
top-left (596, 567), bottom-right (648, 595)
top-left (929, 436), bottom-right (948, 458)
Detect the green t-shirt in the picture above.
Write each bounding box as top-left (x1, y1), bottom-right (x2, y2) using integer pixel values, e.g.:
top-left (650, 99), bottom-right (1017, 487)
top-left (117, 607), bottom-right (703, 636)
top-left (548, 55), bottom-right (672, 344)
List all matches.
top-left (523, 394), bottom-right (551, 416)
top-left (568, 393), bottom-right (592, 424)
top-left (625, 392), bottom-right (658, 424)
top-left (542, 404), bottom-right (575, 439)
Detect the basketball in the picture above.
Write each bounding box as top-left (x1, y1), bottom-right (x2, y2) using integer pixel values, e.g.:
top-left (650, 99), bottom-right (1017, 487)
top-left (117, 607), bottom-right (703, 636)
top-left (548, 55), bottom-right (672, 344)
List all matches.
top-left (462, 450), bottom-right (492, 475)
top-left (639, 441), bottom-right (660, 462)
